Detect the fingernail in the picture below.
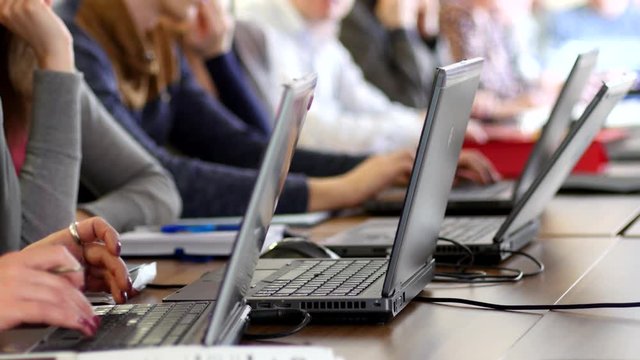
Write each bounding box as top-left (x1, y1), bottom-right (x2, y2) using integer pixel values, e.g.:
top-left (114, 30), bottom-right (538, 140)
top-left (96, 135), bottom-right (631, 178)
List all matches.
top-left (92, 315), bottom-right (101, 329)
top-left (127, 277), bottom-right (133, 290)
top-left (116, 241), bottom-right (122, 256)
top-left (121, 290), bottom-right (129, 303)
top-left (79, 318), bottom-right (96, 336)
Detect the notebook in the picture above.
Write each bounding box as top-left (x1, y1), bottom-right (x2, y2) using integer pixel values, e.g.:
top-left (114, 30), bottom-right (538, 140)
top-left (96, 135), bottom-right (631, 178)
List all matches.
top-left (325, 75), bottom-right (635, 264)
top-left (246, 59), bottom-right (483, 322)
top-left (10, 74), bottom-right (317, 353)
top-left (365, 50), bottom-right (599, 215)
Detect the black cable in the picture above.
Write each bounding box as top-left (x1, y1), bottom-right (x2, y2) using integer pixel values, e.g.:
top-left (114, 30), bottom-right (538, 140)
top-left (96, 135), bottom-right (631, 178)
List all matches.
top-left (500, 249), bottom-right (545, 277)
top-left (434, 264), bottom-right (523, 283)
top-left (437, 237), bottom-right (474, 266)
top-left (416, 297), bottom-right (640, 311)
top-left (243, 308), bottom-right (312, 340)
top-left (433, 238), bottom-right (545, 284)
top-left (145, 283), bottom-right (188, 289)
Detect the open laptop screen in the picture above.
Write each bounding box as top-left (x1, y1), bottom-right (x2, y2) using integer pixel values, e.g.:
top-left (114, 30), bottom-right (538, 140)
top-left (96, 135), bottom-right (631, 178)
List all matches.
top-left (204, 74), bottom-right (317, 343)
top-left (382, 59), bottom-right (483, 296)
top-left (515, 50), bottom-right (599, 199)
top-left (497, 75), bottom-right (635, 242)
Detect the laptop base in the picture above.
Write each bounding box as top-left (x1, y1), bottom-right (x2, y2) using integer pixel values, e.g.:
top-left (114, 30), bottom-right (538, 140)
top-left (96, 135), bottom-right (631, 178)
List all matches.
top-left (561, 174), bottom-right (640, 193)
top-left (248, 259), bottom-right (435, 324)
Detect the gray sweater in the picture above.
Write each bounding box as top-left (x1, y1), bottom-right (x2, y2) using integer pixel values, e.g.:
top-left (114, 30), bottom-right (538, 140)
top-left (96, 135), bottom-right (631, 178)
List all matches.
top-left (3, 70), bottom-right (181, 249)
top-left (0, 104), bottom-right (21, 253)
top-left (340, 0), bottom-right (438, 108)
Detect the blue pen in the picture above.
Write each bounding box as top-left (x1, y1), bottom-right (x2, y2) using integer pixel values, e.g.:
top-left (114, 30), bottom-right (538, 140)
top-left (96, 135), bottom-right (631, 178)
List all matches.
top-left (160, 223), bottom-right (241, 233)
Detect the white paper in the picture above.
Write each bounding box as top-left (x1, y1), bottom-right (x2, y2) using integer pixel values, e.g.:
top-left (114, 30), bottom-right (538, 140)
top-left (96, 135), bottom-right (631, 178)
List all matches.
top-left (76, 346), bottom-right (337, 360)
top-left (120, 225), bottom-right (284, 256)
top-left (0, 346), bottom-right (339, 360)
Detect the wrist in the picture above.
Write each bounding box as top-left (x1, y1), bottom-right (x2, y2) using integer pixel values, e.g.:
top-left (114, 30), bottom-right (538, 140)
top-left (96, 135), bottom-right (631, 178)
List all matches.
top-left (307, 177), bottom-right (355, 212)
top-left (35, 34), bottom-right (75, 72)
top-left (37, 47), bottom-right (75, 72)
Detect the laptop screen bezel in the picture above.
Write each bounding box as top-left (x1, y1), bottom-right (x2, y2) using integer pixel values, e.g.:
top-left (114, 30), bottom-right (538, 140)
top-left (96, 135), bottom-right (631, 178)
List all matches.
top-left (382, 59), bottom-right (483, 297)
top-left (494, 75), bottom-right (635, 243)
top-left (513, 50), bottom-right (599, 200)
top-left (203, 74), bottom-right (317, 344)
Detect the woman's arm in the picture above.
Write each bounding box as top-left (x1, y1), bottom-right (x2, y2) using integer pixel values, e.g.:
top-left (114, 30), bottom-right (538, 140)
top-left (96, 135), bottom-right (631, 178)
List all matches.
top-left (19, 70), bottom-right (82, 246)
top-left (76, 83), bottom-right (182, 231)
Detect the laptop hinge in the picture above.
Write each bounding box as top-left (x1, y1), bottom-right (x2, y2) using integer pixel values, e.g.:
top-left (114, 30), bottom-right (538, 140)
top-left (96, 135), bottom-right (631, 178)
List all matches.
top-left (501, 219), bottom-right (541, 247)
top-left (382, 257), bottom-right (434, 298)
top-left (205, 301), bottom-right (251, 345)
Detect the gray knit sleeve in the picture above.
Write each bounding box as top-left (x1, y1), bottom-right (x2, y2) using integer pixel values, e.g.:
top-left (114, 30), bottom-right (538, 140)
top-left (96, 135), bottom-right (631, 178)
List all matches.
top-left (20, 70), bottom-right (82, 246)
top-left (0, 101), bottom-right (22, 253)
top-left (77, 82), bottom-right (181, 231)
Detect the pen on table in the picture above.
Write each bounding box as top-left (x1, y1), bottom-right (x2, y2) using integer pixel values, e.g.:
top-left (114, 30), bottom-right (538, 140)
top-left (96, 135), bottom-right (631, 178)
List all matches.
top-left (160, 223), bottom-right (241, 233)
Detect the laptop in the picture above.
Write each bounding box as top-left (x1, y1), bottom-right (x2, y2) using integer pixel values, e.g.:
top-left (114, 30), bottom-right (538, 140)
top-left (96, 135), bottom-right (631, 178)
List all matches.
top-left (366, 50), bottom-right (599, 215)
top-left (18, 74), bottom-right (317, 353)
top-left (325, 75), bottom-right (636, 264)
top-left (246, 58), bottom-right (483, 323)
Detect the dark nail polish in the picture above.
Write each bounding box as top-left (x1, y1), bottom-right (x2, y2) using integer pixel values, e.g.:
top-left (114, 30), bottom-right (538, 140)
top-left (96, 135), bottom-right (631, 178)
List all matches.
top-left (116, 241), bottom-right (122, 256)
top-left (92, 315), bottom-right (101, 329)
top-left (127, 277), bottom-right (133, 291)
top-left (121, 290), bottom-right (129, 303)
top-left (79, 318), bottom-right (96, 336)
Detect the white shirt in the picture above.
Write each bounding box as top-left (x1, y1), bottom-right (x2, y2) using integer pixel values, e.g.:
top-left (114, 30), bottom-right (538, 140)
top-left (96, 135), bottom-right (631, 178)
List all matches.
top-left (237, 0), bottom-right (424, 155)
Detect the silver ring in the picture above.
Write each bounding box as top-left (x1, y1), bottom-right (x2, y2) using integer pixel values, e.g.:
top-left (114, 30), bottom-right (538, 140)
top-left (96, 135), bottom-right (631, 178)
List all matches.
top-left (68, 221), bottom-right (81, 246)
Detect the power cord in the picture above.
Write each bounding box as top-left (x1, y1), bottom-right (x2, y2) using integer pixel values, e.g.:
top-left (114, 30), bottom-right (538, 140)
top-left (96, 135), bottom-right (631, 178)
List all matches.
top-left (433, 237), bottom-right (544, 283)
top-left (416, 297), bottom-right (640, 311)
top-left (243, 308), bottom-right (312, 340)
top-left (146, 283), bottom-right (188, 289)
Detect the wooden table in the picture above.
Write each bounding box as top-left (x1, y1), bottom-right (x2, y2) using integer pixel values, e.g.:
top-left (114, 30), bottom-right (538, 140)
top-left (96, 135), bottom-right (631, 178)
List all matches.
top-left (503, 239), bottom-right (640, 359)
top-left (3, 193), bottom-right (635, 358)
top-left (125, 196), bottom-right (640, 359)
top-left (540, 194), bottom-right (640, 237)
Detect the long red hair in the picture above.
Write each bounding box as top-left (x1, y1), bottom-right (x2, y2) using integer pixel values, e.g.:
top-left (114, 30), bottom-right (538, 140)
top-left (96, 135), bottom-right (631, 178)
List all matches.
top-left (0, 25), bottom-right (31, 173)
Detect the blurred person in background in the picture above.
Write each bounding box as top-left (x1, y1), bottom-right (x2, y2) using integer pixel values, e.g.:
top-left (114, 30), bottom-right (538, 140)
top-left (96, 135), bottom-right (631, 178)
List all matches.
top-left (0, 0), bottom-right (181, 250)
top-left (236, 0), bottom-right (426, 155)
top-left (339, 0), bottom-right (439, 109)
top-left (440, 0), bottom-right (554, 122)
top-left (58, 0), bottom-right (499, 218)
top-left (547, 0), bottom-right (640, 86)
top-left (234, 0), bottom-right (496, 161)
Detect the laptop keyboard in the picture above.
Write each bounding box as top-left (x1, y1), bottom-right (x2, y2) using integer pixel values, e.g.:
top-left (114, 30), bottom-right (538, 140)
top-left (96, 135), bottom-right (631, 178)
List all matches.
top-left (440, 217), bottom-right (504, 244)
top-left (253, 259), bottom-right (387, 297)
top-left (33, 302), bottom-right (210, 352)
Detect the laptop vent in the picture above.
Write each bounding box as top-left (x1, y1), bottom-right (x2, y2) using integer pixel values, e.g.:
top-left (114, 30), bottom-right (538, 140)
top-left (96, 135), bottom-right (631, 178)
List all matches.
top-left (301, 301), bottom-right (367, 310)
top-left (436, 245), bottom-right (466, 254)
top-left (436, 245), bottom-right (482, 254)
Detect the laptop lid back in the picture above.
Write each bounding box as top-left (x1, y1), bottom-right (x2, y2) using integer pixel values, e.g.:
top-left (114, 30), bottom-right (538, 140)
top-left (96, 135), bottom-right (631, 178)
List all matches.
top-left (514, 50), bottom-right (599, 199)
top-left (495, 75), bottom-right (635, 243)
top-left (204, 74), bottom-right (317, 344)
top-left (382, 59), bottom-right (483, 296)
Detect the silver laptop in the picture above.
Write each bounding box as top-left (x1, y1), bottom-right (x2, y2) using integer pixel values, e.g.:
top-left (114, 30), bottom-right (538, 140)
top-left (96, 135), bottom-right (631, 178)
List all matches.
top-left (17, 74), bottom-right (317, 353)
top-left (367, 50), bottom-right (599, 215)
top-left (247, 59), bottom-right (483, 323)
top-left (326, 75), bottom-right (636, 264)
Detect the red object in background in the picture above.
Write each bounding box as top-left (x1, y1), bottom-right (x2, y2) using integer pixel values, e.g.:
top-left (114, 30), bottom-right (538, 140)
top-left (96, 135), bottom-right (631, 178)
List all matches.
top-left (463, 128), bottom-right (627, 179)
